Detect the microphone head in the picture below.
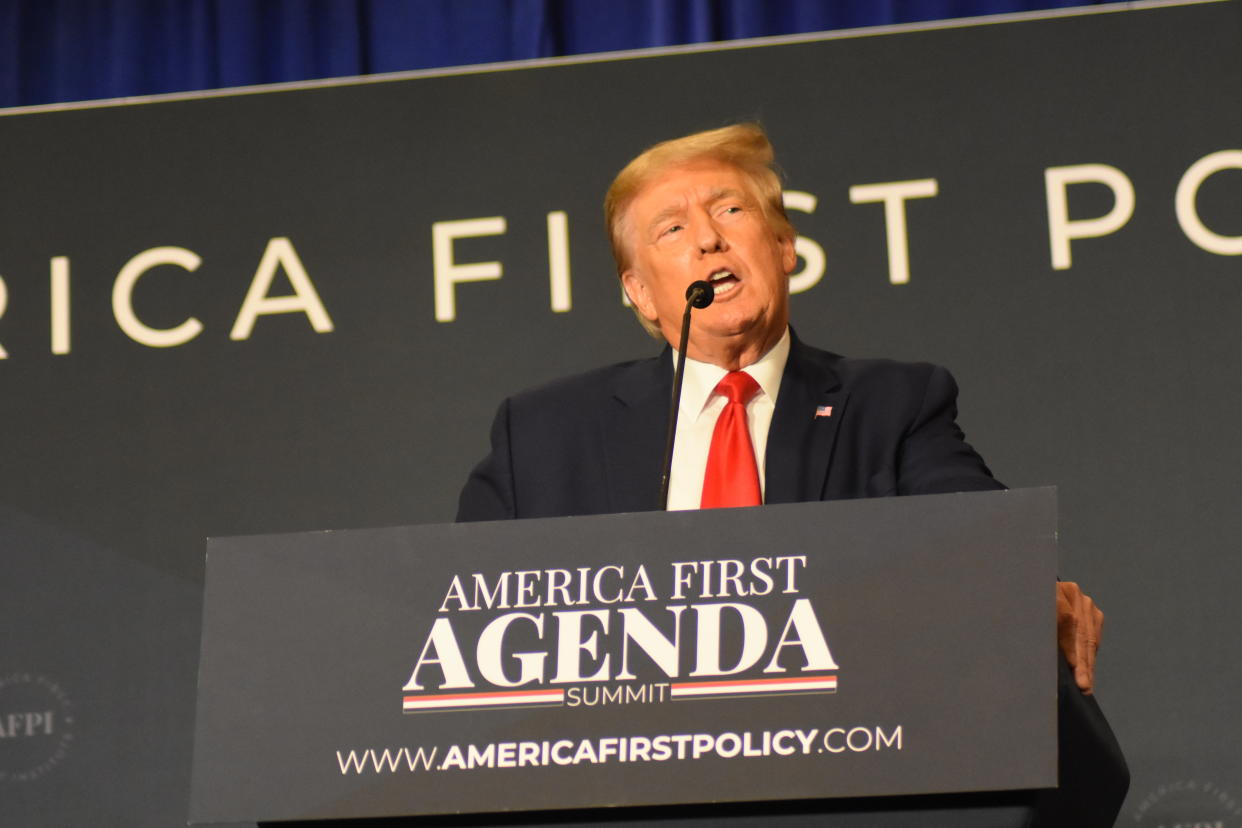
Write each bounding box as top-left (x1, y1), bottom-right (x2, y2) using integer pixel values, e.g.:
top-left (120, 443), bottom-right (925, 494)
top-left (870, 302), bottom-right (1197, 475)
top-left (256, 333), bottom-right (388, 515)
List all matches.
top-left (686, 280), bottom-right (715, 309)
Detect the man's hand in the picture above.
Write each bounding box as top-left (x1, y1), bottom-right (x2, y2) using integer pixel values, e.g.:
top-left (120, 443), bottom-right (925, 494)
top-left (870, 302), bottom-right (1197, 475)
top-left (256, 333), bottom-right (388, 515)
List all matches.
top-left (1057, 581), bottom-right (1104, 694)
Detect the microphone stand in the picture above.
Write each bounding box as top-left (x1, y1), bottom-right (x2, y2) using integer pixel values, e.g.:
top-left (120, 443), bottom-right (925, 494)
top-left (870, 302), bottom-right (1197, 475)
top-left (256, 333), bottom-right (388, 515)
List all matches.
top-left (659, 281), bottom-right (714, 509)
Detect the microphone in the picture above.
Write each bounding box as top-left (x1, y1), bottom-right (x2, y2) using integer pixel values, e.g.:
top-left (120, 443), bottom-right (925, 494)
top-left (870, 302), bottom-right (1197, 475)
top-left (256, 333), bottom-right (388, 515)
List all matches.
top-left (686, 280), bottom-right (714, 309)
top-left (659, 280), bottom-right (715, 509)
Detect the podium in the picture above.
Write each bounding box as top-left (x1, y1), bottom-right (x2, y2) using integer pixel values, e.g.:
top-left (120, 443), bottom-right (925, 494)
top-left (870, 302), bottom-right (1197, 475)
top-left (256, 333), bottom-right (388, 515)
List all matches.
top-left (189, 488), bottom-right (1125, 826)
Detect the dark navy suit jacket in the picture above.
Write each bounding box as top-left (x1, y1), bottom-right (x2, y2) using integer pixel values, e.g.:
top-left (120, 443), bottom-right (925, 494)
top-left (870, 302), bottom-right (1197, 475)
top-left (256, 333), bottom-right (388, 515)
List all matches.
top-left (455, 333), bottom-right (1128, 827)
top-left (457, 334), bottom-right (1002, 521)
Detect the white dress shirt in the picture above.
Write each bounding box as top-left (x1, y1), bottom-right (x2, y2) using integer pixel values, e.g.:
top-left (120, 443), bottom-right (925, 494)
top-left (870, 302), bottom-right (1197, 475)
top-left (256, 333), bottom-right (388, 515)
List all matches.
top-left (665, 328), bottom-right (791, 511)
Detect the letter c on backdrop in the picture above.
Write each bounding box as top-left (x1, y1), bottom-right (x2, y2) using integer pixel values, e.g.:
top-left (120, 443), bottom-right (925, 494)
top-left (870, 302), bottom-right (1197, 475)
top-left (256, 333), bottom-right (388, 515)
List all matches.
top-left (113, 246), bottom-right (204, 347)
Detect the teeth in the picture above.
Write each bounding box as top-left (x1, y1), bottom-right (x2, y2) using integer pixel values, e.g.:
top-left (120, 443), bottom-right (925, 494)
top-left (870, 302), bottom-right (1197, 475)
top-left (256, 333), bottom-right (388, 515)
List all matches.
top-left (713, 280), bottom-right (737, 295)
top-left (710, 270), bottom-right (734, 282)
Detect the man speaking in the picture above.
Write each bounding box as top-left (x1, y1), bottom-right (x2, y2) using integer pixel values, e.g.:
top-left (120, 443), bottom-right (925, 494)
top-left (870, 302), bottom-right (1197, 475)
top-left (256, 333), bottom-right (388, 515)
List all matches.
top-left (457, 123), bottom-right (1127, 824)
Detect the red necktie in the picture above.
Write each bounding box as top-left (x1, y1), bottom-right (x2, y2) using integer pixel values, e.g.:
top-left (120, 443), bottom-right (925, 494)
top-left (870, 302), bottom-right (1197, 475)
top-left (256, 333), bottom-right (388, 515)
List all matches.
top-left (700, 371), bottom-right (762, 509)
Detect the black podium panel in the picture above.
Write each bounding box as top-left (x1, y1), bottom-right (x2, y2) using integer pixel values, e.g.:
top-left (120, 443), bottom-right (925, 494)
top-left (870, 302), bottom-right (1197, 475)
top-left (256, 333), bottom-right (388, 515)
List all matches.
top-left (191, 488), bottom-right (1057, 825)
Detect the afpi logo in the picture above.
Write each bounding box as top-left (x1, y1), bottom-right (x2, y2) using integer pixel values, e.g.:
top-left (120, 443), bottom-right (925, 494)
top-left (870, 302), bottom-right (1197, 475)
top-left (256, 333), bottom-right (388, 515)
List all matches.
top-left (0, 673), bottom-right (74, 782)
top-left (1131, 779), bottom-right (1242, 828)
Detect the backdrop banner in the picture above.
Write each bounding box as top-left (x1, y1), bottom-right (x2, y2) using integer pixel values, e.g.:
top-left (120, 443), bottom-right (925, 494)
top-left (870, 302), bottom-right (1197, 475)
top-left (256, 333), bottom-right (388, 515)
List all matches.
top-left (1, 2), bottom-right (1239, 826)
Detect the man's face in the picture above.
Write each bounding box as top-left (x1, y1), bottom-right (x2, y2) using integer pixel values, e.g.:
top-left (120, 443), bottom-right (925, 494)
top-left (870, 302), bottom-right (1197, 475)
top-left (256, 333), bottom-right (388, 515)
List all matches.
top-left (620, 160), bottom-right (796, 362)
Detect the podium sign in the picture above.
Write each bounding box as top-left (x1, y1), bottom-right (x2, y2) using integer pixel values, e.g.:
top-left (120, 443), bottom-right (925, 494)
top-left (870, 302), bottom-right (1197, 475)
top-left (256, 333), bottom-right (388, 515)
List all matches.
top-left (189, 488), bottom-right (1057, 823)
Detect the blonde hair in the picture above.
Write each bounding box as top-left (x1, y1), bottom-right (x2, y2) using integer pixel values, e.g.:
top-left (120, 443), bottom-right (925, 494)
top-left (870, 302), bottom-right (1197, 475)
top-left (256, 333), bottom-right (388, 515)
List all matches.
top-left (603, 123), bottom-right (795, 336)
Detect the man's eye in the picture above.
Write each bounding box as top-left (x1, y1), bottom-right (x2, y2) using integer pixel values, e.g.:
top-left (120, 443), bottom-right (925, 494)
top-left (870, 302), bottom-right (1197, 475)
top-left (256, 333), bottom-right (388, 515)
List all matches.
top-left (661, 224), bottom-right (683, 236)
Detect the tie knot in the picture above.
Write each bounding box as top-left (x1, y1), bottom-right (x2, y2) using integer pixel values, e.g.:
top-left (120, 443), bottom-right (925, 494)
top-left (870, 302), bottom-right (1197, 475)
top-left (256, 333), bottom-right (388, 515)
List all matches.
top-left (715, 371), bottom-right (760, 406)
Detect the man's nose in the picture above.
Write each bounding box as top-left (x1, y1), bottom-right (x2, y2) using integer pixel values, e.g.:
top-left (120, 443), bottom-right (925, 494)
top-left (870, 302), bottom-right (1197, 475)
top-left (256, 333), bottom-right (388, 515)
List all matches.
top-left (695, 218), bottom-right (728, 254)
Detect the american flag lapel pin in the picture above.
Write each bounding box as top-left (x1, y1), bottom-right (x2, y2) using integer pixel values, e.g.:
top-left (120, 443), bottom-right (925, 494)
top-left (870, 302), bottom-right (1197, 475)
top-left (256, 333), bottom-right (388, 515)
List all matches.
top-left (815, 405), bottom-right (833, 418)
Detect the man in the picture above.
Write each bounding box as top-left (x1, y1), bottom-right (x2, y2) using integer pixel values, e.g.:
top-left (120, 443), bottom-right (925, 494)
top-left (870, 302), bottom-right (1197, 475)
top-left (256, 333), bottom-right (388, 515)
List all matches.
top-left (458, 124), bottom-right (1126, 823)
top-left (457, 125), bottom-right (1010, 516)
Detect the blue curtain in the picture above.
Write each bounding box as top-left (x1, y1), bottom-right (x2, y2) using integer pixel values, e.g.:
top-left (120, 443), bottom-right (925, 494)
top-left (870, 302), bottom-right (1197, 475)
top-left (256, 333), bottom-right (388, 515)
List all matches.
top-left (1, 0), bottom-right (1105, 109)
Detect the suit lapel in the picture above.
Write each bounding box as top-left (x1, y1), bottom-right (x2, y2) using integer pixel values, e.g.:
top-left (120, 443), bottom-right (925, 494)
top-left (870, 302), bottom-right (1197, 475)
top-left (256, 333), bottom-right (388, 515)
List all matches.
top-left (603, 352), bottom-right (672, 514)
top-left (764, 336), bottom-right (850, 504)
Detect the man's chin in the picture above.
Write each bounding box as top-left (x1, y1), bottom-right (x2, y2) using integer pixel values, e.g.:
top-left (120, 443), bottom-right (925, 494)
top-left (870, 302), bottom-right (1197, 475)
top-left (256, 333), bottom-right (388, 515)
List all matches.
top-left (704, 310), bottom-right (782, 342)
top-left (689, 320), bottom-right (781, 353)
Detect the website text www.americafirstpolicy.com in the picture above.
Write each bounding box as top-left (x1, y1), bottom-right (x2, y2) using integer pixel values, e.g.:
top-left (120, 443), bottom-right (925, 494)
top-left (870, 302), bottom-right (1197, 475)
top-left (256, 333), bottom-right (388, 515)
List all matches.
top-left (336, 725), bottom-right (903, 775)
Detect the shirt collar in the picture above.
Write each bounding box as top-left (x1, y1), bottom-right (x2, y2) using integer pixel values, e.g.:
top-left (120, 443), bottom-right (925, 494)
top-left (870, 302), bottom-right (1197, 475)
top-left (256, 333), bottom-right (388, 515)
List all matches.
top-left (672, 327), bottom-right (791, 419)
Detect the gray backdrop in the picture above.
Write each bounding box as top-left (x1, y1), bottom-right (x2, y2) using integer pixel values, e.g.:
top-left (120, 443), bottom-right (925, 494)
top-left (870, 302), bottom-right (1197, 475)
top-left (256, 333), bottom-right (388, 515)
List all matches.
top-left (1, 1), bottom-right (1239, 825)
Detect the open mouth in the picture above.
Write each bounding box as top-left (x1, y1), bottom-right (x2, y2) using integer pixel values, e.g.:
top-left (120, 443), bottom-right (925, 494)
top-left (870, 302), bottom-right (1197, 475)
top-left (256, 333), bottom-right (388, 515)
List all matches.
top-left (709, 269), bottom-right (740, 296)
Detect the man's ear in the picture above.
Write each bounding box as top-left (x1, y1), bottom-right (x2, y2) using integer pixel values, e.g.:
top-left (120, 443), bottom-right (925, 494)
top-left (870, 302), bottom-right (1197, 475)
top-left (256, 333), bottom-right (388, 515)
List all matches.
top-left (780, 233), bottom-right (798, 275)
top-left (621, 270), bottom-right (658, 321)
